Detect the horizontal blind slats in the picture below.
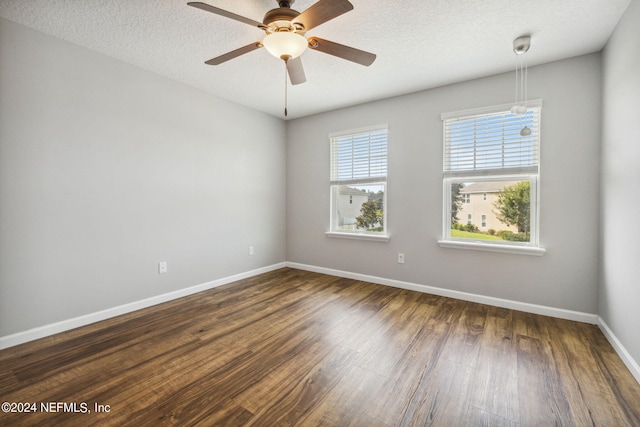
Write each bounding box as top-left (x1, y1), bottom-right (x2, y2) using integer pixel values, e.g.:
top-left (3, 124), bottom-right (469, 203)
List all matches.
top-left (443, 107), bottom-right (540, 173)
top-left (330, 127), bottom-right (388, 184)
top-left (443, 166), bottom-right (538, 178)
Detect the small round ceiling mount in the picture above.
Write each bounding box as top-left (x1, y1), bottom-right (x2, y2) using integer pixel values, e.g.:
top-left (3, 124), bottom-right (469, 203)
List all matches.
top-left (513, 36), bottom-right (531, 55)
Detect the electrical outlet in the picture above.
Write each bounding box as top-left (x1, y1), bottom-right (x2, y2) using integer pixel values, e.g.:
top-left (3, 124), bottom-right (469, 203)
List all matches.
top-left (158, 261), bottom-right (168, 274)
top-left (249, 246), bottom-right (254, 256)
top-left (398, 253), bottom-right (405, 264)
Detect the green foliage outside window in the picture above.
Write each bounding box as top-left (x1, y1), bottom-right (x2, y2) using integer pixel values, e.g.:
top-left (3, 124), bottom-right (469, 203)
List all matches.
top-left (493, 181), bottom-right (531, 234)
top-left (356, 200), bottom-right (383, 231)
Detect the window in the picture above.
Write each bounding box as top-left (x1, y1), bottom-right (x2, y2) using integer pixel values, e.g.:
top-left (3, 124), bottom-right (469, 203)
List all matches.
top-left (439, 101), bottom-right (544, 255)
top-left (328, 125), bottom-right (388, 240)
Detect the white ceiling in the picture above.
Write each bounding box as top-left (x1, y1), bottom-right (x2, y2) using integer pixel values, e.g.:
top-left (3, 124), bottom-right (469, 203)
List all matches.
top-left (0, 0), bottom-right (631, 119)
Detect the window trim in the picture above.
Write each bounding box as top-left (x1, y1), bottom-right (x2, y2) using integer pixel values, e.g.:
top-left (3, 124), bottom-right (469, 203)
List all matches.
top-left (328, 125), bottom-right (389, 241)
top-left (440, 102), bottom-right (544, 255)
top-left (437, 239), bottom-right (545, 256)
top-left (326, 231), bottom-right (390, 242)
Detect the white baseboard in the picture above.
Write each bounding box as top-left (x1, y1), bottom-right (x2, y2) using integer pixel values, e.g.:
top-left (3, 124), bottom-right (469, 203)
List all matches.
top-left (0, 262), bottom-right (286, 350)
top-left (286, 262), bottom-right (599, 324)
top-left (597, 317), bottom-right (640, 384)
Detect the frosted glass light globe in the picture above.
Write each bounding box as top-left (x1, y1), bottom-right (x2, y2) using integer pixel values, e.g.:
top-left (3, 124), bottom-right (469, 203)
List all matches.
top-left (262, 32), bottom-right (307, 60)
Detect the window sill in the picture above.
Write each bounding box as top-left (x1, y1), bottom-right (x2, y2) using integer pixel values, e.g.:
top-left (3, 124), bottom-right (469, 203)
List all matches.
top-left (326, 232), bottom-right (390, 243)
top-left (437, 240), bottom-right (545, 256)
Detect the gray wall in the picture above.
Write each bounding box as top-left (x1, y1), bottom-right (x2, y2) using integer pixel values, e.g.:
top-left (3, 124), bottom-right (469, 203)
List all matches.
top-left (287, 53), bottom-right (602, 314)
top-left (0, 18), bottom-right (287, 336)
top-left (600, 0), bottom-right (640, 365)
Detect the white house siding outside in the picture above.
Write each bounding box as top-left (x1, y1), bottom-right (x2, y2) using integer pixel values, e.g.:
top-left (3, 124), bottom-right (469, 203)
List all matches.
top-left (336, 186), bottom-right (369, 230)
top-left (458, 181), bottom-right (518, 233)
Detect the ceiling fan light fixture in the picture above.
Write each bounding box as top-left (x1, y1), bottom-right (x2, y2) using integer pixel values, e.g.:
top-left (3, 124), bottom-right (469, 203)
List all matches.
top-left (262, 31), bottom-right (308, 60)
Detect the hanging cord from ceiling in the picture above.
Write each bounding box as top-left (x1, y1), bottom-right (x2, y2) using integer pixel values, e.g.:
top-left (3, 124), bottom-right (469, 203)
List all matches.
top-left (511, 35), bottom-right (533, 136)
top-left (517, 52), bottom-right (528, 110)
top-left (512, 36), bottom-right (530, 115)
top-left (519, 52), bottom-right (532, 136)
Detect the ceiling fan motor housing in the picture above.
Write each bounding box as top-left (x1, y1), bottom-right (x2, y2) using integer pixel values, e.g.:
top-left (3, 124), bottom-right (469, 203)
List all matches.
top-left (263, 7), bottom-right (301, 30)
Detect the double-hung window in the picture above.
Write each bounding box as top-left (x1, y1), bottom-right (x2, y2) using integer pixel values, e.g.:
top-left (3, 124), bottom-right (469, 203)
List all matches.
top-left (328, 125), bottom-right (388, 240)
top-left (439, 101), bottom-right (544, 255)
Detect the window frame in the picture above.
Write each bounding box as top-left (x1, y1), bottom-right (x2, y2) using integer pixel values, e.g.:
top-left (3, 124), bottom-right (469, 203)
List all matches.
top-left (438, 101), bottom-right (545, 256)
top-left (326, 125), bottom-right (389, 242)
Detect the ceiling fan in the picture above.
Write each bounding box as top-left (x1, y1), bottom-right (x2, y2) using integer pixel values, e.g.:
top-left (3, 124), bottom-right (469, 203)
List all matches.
top-left (187, 0), bottom-right (377, 86)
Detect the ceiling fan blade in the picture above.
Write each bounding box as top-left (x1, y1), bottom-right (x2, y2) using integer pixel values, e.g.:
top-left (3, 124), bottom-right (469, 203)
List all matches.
top-left (307, 37), bottom-right (376, 66)
top-left (188, 2), bottom-right (264, 28)
top-left (205, 42), bottom-right (263, 65)
top-left (293, 0), bottom-right (353, 32)
top-left (286, 56), bottom-right (307, 85)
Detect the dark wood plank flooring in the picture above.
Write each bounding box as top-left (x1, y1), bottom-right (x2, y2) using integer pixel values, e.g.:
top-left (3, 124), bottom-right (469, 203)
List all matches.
top-left (1, 267), bottom-right (639, 426)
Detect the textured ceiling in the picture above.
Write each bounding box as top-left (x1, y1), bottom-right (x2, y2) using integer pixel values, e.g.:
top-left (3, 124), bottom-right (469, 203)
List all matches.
top-left (0, 0), bottom-right (632, 119)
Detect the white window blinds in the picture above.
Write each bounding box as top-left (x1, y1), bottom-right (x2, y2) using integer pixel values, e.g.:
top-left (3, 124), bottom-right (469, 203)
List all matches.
top-left (330, 126), bottom-right (388, 185)
top-left (442, 102), bottom-right (541, 177)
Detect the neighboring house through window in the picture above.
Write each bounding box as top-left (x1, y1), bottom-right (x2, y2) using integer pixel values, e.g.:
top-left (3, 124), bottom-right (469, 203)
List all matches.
top-left (459, 182), bottom-right (520, 232)
top-left (328, 125), bottom-right (388, 238)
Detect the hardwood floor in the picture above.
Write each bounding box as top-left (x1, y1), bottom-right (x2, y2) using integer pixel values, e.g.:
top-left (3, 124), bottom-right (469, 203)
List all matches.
top-left (1, 267), bottom-right (639, 426)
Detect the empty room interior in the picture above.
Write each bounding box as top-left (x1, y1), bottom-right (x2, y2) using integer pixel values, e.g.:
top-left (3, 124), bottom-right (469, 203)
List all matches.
top-left (1, 0), bottom-right (639, 425)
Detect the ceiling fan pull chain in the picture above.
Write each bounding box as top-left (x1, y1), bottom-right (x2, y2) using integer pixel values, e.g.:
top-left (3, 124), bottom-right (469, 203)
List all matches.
top-left (284, 60), bottom-right (288, 117)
